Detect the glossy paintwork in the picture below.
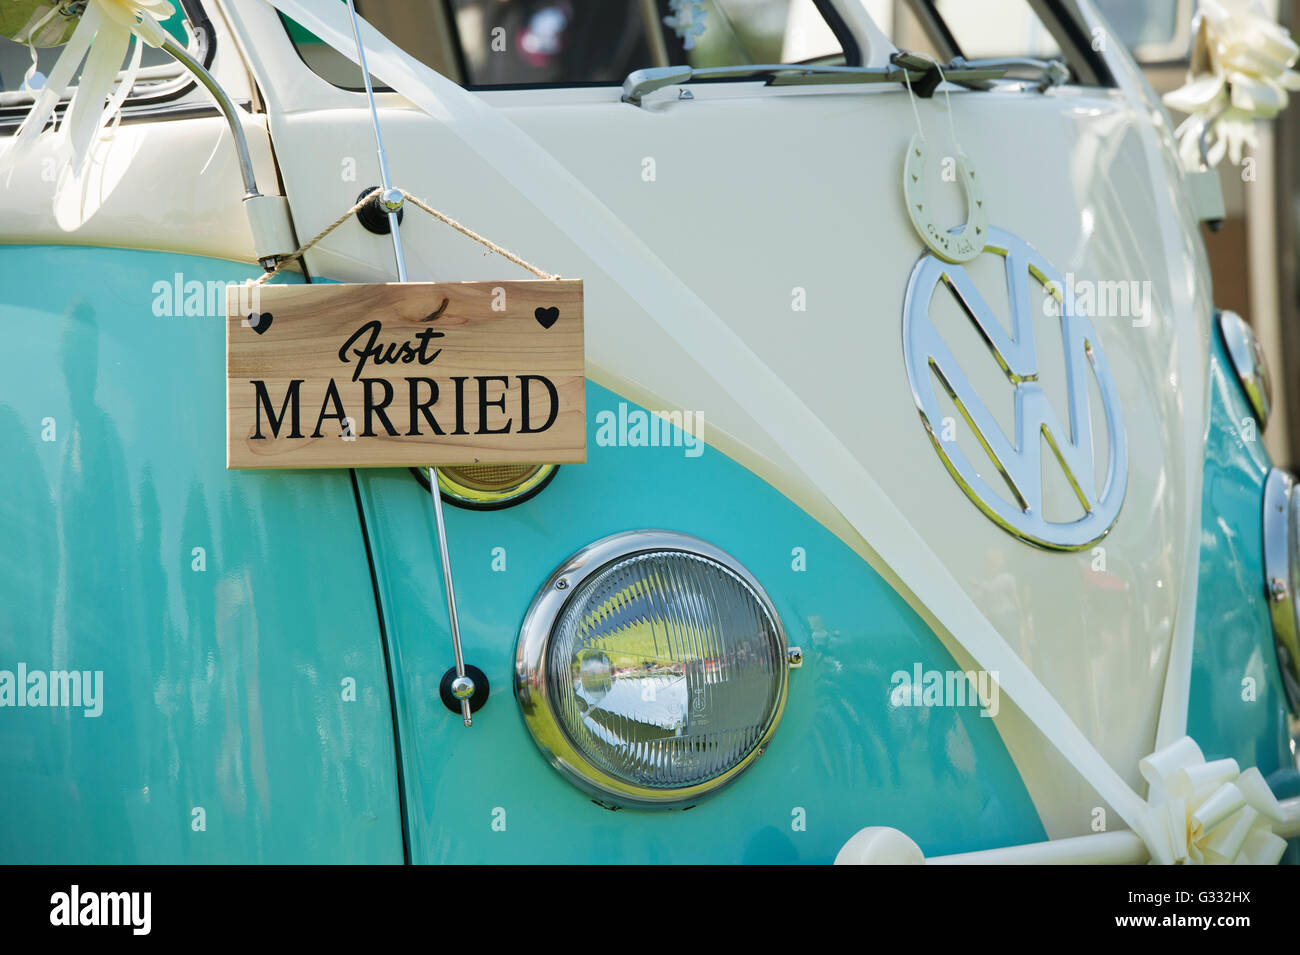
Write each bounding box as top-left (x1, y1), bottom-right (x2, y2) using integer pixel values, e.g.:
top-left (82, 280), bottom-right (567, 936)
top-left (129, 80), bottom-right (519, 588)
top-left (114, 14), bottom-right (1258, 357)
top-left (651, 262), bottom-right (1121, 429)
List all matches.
top-left (1188, 333), bottom-right (1298, 799)
top-left (0, 0), bottom-right (1290, 864)
top-left (0, 246), bottom-right (404, 863)
top-left (0, 0), bottom-right (1233, 840)
top-left (251, 27), bottom-right (1208, 816)
top-left (356, 383), bottom-right (1047, 863)
top-left (0, 244), bottom-right (1291, 864)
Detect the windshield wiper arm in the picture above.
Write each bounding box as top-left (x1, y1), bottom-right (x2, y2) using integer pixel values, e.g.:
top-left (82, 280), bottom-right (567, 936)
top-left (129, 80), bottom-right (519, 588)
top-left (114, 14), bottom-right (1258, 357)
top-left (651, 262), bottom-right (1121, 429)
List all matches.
top-left (621, 57), bottom-right (1008, 107)
top-left (943, 56), bottom-right (1070, 91)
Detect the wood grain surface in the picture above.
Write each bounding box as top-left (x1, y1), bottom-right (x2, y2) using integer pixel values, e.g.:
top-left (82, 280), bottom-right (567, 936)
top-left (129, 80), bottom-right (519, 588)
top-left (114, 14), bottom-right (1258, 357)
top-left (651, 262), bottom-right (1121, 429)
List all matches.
top-left (226, 281), bottom-right (585, 469)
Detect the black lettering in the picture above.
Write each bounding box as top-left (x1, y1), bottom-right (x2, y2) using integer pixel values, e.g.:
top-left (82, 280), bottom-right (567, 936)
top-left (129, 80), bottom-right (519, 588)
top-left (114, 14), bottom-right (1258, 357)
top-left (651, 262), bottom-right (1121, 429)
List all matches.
top-left (361, 378), bottom-right (399, 436)
top-left (412, 326), bottom-right (444, 364)
top-left (518, 375), bottom-right (559, 434)
top-left (476, 375), bottom-right (512, 435)
top-left (407, 378), bottom-right (445, 436)
top-left (338, 320), bottom-right (382, 382)
top-left (251, 379), bottom-right (304, 439)
top-left (311, 379), bottom-right (348, 438)
top-left (450, 376), bottom-right (469, 435)
top-left (338, 320), bottom-right (444, 382)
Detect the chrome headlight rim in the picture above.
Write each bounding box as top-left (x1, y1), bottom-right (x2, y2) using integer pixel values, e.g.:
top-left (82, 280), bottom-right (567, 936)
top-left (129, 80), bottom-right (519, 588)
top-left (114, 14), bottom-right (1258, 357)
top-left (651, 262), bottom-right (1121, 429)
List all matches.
top-left (515, 530), bottom-right (790, 809)
top-left (1219, 310), bottom-right (1272, 430)
top-left (1262, 468), bottom-right (1300, 713)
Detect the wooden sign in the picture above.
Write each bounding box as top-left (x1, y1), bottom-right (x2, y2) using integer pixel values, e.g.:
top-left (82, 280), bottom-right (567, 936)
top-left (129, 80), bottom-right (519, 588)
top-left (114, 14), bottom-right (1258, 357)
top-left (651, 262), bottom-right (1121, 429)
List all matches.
top-left (226, 281), bottom-right (584, 469)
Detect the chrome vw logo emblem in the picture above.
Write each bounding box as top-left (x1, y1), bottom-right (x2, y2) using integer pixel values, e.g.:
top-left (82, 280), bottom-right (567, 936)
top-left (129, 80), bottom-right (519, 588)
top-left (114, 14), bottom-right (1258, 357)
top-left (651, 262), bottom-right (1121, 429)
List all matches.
top-left (902, 228), bottom-right (1127, 550)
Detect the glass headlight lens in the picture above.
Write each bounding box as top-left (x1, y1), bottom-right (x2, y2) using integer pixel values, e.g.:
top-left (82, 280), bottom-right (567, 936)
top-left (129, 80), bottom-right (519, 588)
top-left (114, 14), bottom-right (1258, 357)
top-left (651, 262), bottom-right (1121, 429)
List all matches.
top-left (516, 532), bottom-right (790, 806)
top-left (1263, 468), bottom-right (1300, 713)
top-left (411, 464), bottom-right (557, 509)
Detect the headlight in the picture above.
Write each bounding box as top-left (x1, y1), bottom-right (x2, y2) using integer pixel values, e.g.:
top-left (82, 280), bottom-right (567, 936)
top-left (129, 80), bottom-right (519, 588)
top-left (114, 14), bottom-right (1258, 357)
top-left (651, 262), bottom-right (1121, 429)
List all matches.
top-left (516, 531), bottom-right (792, 807)
top-left (1262, 468), bottom-right (1300, 712)
top-left (411, 464), bottom-right (557, 509)
top-left (1219, 310), bottom-right (1272, 430)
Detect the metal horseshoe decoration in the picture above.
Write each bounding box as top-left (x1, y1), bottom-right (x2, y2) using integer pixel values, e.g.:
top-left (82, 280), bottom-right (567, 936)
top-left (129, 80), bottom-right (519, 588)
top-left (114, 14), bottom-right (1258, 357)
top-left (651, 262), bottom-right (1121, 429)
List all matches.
top-left (899, 55), bottom-right (988, 264)
top-left (903, 133), bottom-right (988, 264)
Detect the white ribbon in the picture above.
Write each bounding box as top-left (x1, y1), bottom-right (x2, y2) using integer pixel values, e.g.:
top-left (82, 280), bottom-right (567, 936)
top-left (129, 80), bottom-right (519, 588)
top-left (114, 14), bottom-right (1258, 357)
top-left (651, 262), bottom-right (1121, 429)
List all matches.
top-left (17, 4), bottom-right (62, 91)
top-left (0, 0), bottom-right (174, 179)
top-left (1163, 0), bottom-right (1300, 168)
top-left (1139, 736), bottom-right (1288, 864)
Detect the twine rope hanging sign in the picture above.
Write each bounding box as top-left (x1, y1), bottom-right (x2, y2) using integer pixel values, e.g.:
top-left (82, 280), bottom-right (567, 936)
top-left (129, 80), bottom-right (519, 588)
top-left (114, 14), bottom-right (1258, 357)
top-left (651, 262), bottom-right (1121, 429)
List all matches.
top-left (227, 0), bottom-right (585, 730)
top-left (248, 186), bottom-right (562, 286)
top-left (900, 57), bottom-right (988, 264)
top-left (225, 188), bottom-right (583, 473)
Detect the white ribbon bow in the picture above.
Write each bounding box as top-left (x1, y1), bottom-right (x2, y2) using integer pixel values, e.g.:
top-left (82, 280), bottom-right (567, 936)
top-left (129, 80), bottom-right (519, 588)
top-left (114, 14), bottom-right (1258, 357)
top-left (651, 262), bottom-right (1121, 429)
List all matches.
top-left (0, 0), bottom-right (175, 178)
top-left (1163, 0), bottom-right (1300, 168)
top-left (1139, 736), bottom-right (1287, 864)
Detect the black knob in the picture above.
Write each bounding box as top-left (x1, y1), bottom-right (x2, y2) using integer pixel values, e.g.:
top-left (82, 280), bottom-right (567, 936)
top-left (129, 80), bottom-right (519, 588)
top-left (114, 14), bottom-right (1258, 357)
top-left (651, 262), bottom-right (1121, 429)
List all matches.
top-left (440, 664), bottom-right (490, 715)
top-left (356, 186), bottom-right (404, 235)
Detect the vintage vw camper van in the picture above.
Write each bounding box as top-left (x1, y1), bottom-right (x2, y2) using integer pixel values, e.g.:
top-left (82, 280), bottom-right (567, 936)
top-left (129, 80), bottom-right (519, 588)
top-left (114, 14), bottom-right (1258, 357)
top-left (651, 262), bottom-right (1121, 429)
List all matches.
top-left (1, 0), bottom-right (1298, 864)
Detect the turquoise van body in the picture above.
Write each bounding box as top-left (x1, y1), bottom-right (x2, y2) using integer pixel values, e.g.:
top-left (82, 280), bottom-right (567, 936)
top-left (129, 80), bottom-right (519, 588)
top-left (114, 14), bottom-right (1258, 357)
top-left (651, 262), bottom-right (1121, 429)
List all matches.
top-left (0, 244), bottom-right (1292, 861)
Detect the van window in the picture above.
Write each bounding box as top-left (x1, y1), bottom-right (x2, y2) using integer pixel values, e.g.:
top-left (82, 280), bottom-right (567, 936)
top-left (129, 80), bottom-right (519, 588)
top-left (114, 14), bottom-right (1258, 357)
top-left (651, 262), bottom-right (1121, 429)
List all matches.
top-left (282, 0), bottom-right (856, 91)
top-left (1091, 0), bottom-right (1192, 63)
top-left (869, 0), bottom-right (1112, 87)
top-left (932, 0), bottom-right (1061, 59)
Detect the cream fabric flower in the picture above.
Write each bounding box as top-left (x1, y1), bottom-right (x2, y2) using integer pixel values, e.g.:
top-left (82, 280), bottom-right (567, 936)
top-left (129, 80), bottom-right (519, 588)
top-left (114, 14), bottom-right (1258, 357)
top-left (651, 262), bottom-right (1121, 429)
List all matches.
top-left (97, 0), bottom-right (176, 35)
top-left (1163, 0), bottom-right (1300, 168)
top-left (0, 0), bottom-right (176, 180)
top-left (1139, 736), bottom-right (1287, 865)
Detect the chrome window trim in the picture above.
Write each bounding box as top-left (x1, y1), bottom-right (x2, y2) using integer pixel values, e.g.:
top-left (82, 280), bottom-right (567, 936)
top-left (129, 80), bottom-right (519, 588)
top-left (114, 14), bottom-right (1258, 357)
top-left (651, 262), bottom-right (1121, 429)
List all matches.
top-left (514, 530), bottom-right (790, 808)
top-left (1262, 468), bottom-right (1300, 713)
top-left (1218, 309), bottom-right (1273, 431)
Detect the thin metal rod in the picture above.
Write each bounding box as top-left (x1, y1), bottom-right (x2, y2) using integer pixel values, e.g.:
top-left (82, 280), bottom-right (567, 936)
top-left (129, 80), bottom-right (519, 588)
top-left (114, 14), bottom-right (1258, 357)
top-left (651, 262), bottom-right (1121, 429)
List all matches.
top-left (160, 37), bottom-right (259, 200)
top-left (344, 0), bottom-right (407, 281)
top-left (429, 468), bottom-right (472, 727)
top-left (342, 3), bottom-right (468, 725)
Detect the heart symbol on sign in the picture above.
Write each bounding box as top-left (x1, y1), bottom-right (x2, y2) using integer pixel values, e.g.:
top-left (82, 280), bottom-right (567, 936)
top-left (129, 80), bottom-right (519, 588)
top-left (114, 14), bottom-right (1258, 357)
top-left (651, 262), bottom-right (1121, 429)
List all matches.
top-left (246, 312), bottom-right (273, 335)
top-left (535, 306), bottom-right (559, 329)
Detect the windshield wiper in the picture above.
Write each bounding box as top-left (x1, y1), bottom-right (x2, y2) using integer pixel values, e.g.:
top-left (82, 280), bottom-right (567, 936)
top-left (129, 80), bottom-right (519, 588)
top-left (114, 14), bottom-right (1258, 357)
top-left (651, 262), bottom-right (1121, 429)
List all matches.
top-left (943, 56), bottom-right (1071, 92)
top-left (621, 54), bottom-right (1009, 107)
